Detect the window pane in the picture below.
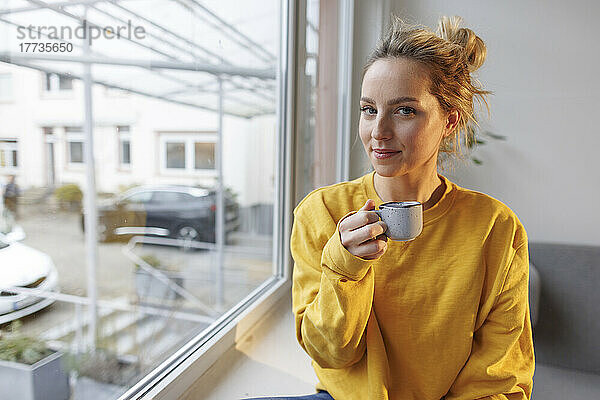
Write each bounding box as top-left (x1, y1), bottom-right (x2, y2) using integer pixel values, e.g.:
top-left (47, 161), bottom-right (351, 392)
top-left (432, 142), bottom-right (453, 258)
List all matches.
top-left (121, 141), bottom-right (131, 165)
top-left (0, 73), bottom-right (12, 101)
top-left (69, 141), bottom-right (83, 163)
top-left (0, 0), bottom-right (285, 396)
top-left (59, 76), bottom-right (73, 90)
top-left (11, 150), bottom-right (17, 167)
top-left (166, 142), bottom-right (185, 169)
top-left (44, 72), bottom-right (53, 91)
top-left (194, 142), bottom-right (215, 169)
top-left (123, 191), bottom-right (152, 203)
top-left (152, 191), bottom-right (190, 203)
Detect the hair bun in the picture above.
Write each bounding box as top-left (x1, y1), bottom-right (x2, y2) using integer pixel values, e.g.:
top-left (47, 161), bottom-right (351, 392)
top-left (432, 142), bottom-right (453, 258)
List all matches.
top-left (437, 15), bottom-right (486, 73)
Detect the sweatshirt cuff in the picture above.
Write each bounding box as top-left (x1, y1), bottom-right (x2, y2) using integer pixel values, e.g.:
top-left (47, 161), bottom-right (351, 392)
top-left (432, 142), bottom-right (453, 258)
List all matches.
top-left (321, 211), bottom-right (373, 281)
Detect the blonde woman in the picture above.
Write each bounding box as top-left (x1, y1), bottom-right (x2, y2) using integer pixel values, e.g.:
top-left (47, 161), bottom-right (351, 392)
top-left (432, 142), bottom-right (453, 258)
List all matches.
top-left (246, 15), bottom-right (534, 400)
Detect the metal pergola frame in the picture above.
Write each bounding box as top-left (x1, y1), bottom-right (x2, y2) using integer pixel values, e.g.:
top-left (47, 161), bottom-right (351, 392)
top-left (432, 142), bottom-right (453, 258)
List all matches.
top-left (0, 0), bottom-right (279, 351)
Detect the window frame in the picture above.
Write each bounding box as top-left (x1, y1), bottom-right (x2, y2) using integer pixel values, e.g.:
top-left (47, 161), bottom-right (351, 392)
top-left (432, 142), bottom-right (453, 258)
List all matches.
top-left (44, 72), bottom-right (73, 92)
top-left (0, 139), bottom-right (18, 172)
top-left (117, 125), bottom-right (132, 170)
top-left (0, 73), bottom-right (13, 102)
top-left (65, 127), bottom-right (85, 166)
top-left (158, 133), bottom-right (218, 176)
top-left (116, 1), bottom-right (296, 398)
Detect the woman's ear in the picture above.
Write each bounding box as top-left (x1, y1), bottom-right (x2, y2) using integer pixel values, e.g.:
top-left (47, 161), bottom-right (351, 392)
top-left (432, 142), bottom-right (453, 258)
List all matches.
top-left (443, 109), bottom-right (460, 138)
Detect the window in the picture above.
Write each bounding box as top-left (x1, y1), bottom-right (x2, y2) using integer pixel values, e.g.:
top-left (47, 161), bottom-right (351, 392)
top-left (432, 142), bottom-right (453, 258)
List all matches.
top-left (152, 191), bottom-right (191, 203)
top-left (44, 72), bottom-right (73, 92)
top-left (166, 142), bottom-right (185, 169)
top-left (122, 191), bottom-right (152, 204)
top-left (118, 126), bottom-right (131, 168)
top-left (0, 73), bottom-right (12, 101)
top-left (65, 127), bottom-right (83, 164)
top-left (0, 139), bottom-right (18, 170)
top-left (194, 142), bottom-right (216, 170)
top-left (160, 133), bottom-right (217, 173)
top-left (0, 1), bottom-right (295, 398)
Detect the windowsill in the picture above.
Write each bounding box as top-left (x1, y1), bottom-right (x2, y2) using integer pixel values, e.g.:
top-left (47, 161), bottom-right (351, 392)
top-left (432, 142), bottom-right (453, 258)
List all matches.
top-left (159, 169), bottom-right (218, 177)
top-left (181, 291), bottom-right (318, 399)
top-left (65, 163), bottom-right (85, 171)
top-left (40, 91), bottom-right (75, 100)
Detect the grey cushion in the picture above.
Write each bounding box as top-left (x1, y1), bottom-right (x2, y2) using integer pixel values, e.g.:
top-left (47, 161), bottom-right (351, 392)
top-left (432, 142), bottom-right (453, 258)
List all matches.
top-left (533, 363), bottom-right (600, 400)
top-left (528, 261), bottom-right (541, 328)
top-left (528, 243), bottom-right (600, 374)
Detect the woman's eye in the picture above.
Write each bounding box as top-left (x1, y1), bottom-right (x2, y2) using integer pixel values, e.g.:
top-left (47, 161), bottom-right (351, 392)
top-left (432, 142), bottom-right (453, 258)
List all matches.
top-left (360, 106), bottom-right (377, 115)
top-left (395, 106), bottom-right (415, 116)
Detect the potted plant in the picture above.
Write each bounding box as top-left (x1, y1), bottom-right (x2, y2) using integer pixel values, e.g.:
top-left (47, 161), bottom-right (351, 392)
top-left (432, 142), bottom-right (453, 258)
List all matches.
top-left (0, 321), bottom-right (70, 400)
top-left (64, 347), bottom-right (139, 390)
top-left (438, 125), bottom-right (506, 168)
top-left (53, 183), bottom-right (83, 211)
top-left (134, 254), bottom-right (184, 303)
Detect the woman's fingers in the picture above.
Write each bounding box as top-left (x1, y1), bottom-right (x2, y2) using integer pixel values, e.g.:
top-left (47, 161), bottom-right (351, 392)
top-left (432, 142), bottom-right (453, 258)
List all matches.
top-left (339, 203), bottom-right (379, 232)
top-left (354, 220), bottom-right (387, 244)
top-left (351, 237), bottom-right (387, 259)
top-left (360, 246), bottom-right (387, 260)
top-left (339, 199), bottom-right (389, 260)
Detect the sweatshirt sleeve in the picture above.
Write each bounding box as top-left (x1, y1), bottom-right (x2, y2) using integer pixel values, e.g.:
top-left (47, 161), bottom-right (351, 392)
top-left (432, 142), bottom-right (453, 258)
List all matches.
top-left (445, 241), bottom-right (535, 400)
top-left (291, 201), bottom-right (375, 369)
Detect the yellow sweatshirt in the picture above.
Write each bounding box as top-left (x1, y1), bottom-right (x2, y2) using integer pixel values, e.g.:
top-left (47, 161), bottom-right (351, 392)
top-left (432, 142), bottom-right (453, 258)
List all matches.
top-left (291, 171), bottom-right (534, 400)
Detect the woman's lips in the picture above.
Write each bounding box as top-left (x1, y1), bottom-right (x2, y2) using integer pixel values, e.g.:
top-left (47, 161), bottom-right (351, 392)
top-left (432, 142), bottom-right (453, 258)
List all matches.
top-left (373, 149), bottom-right (401, 159)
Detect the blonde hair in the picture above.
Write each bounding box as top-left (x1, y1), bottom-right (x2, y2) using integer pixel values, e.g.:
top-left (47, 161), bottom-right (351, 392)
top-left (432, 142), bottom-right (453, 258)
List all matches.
top-left (363, 15), bottom-right (492, 170)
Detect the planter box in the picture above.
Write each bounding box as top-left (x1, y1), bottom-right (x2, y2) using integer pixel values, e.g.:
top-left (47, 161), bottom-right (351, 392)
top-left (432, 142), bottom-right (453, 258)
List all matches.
top-left (135, 269), bottom-right (184, 302)
top-left (0, 351), bottom-right (70, 400)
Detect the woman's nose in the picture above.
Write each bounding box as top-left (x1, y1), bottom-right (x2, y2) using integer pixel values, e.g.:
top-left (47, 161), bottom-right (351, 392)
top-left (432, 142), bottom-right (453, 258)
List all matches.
top-left (372, 114), bottom-right (393, 140)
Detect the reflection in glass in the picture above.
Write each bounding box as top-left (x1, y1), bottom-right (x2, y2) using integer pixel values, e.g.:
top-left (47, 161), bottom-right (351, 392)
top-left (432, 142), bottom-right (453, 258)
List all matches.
top-left (69, 142), bottom-right (83, 163)
top-left (0, 0), bottom-right (282, 397)
top-left (166, 142), bottom-right (185, 169)
top-left (194, 142), bottom-right (215, 170)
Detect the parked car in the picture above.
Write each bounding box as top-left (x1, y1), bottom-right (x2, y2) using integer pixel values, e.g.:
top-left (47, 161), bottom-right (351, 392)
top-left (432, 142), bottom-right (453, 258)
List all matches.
top-left (0, 234), bottom-right (59, 324)
top-left (81, 185), bottom-right (240, 243)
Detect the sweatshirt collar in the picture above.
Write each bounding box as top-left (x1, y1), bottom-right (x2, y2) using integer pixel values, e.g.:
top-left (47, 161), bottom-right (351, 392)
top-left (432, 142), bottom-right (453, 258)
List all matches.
top-left (362, 171), bottom-right (456, 226)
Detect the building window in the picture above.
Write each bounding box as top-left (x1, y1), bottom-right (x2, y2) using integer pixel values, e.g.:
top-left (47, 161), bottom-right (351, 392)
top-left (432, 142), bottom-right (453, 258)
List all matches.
top-left (44, 72), bottom-right (73, 92)
top-left (160, 133), bottom-right (216, 173)
top-left (65, 127), bottom-right (84, 164)
top-left (195, 142), bottom-right (216, 170)
top-left (0, 73), bottom-right (13, 101)
top-left (0, 0), bottom-right (292, 397)
top-left (0, 139), bottom-right (18, 169)
top-left (166, 142), bottom-right (186, 169)
top-left (118, 125), bottom-right (131, 168)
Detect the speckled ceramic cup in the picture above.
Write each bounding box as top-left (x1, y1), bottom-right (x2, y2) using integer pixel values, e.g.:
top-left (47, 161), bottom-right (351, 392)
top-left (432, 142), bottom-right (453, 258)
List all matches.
top-left (369, 201), bottom-right (423, 241)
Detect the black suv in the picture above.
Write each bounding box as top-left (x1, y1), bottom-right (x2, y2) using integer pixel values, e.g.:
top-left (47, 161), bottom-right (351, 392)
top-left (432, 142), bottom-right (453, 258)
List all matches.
top-left (81, 186), bottom-right (239, 243)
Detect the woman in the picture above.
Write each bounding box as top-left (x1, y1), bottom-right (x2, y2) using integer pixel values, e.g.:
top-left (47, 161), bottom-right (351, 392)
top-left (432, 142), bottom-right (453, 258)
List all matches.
top-left (248, 15), bottom-right (534, 400)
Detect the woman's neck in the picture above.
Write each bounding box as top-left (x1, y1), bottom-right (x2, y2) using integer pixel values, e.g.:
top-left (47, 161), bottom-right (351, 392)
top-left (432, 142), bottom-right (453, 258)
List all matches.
top-left (373, 170), bottom-right (446, 211)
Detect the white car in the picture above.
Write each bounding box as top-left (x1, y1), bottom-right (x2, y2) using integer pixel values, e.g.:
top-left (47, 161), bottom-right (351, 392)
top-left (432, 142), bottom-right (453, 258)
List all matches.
top-left (0, 233), bottom-right (59, 324)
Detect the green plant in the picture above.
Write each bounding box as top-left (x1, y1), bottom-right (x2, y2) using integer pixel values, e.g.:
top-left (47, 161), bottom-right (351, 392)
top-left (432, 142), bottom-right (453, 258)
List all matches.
top-left (64, 348), bottom-right (138, 386)
top-left (54, 183), bottom-right (83, 203)
top-left (118, 183), bottom-right (139, 194)
top-left (465, 127), bottom-right (506, 165)
top-left (133, 254), bottom-right (180, 272)
top-left (135, 254), bottom-right (162, 269)
top-left (0, 321), bottom-right (53, 365)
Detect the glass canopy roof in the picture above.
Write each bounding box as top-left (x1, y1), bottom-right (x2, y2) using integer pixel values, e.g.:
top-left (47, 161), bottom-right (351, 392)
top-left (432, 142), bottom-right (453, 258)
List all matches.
top-left (0, 0), bottom-right (279, 118)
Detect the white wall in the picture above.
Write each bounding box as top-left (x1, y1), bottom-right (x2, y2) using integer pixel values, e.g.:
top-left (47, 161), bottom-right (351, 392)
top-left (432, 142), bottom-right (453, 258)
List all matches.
top-left (350, 0), bottom-right (600, 246)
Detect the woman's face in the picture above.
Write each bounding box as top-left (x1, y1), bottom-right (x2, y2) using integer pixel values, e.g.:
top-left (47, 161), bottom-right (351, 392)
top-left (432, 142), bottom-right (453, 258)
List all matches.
top-left (359, 58), bottom-right (457, 178)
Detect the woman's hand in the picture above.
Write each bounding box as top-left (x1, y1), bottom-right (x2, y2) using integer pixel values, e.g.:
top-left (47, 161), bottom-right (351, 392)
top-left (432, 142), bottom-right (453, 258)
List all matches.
top-left (339, 199), bottom-right (388, 260)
